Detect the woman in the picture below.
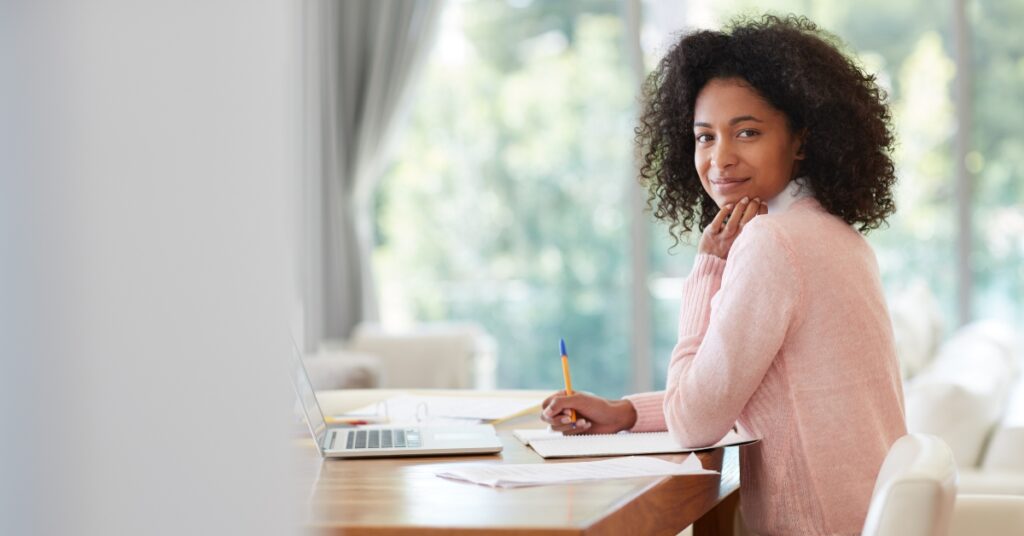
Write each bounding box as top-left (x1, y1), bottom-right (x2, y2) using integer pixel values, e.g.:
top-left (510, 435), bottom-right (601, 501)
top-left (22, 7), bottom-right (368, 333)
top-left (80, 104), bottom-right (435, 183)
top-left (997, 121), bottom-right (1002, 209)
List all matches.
top-left (542, 15), bottom-right (906, 536)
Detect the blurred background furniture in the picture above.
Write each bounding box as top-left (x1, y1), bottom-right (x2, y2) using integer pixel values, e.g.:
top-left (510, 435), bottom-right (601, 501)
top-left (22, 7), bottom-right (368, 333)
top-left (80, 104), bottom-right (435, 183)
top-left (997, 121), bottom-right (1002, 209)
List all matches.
top-left (888, 281), bottom-right (1024, 497)
top-left (949, 494), bottom-right (1024, 536)
top-left (899, 318), bottom-right (1024, 495)
top-left (861, 433), bottom-right (958, 536)
top-left (302, 351), bottom-right (382, 391)
top-left (304, 322), bottom-right (497, 391)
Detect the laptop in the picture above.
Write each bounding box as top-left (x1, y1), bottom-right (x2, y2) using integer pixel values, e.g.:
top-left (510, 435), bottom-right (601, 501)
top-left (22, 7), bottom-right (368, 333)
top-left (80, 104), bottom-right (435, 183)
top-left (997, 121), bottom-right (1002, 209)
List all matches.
top-left (288, 338), bottom-right (503, 459)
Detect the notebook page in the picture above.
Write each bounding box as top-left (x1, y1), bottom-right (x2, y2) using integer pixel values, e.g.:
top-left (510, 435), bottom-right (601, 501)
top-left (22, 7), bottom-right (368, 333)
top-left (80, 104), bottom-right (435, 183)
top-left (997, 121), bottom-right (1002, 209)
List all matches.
top-left (435, 453), bottom-right (718, 488)
top-left (529, 432), bottom-right (683, 458)
top-left (514, 428), bottom-right (759, 458)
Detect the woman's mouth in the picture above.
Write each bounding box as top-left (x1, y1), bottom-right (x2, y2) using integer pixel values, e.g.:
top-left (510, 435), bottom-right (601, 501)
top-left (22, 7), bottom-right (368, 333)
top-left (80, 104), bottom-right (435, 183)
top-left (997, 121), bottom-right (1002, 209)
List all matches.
top-left (711, 178), bottom-right (750, 194)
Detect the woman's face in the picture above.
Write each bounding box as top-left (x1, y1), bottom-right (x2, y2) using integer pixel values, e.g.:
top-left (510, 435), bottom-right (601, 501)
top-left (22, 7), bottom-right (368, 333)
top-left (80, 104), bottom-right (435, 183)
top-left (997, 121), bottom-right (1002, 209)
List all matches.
top-left (692, 77), bottom-right (805, 207)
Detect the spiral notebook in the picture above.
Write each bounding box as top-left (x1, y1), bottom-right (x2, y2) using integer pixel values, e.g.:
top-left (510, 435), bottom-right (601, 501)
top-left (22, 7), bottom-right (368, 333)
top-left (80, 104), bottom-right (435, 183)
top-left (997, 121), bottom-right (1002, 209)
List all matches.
top-left (513, 427), bottom-right (759, 459)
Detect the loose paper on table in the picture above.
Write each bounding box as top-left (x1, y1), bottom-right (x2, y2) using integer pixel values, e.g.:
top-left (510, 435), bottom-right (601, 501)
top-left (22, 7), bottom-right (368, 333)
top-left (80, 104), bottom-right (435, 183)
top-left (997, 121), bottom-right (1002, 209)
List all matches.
top-left (341, 394), bottom-right (542, 425)
top-left (435, 453), bottom-right (717, 488)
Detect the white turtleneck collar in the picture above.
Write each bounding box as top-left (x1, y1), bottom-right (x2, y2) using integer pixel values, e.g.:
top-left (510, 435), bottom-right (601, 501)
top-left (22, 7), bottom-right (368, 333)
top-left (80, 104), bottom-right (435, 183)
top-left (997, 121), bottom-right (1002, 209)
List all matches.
top-left (765, 177), bottom-right (813, 214)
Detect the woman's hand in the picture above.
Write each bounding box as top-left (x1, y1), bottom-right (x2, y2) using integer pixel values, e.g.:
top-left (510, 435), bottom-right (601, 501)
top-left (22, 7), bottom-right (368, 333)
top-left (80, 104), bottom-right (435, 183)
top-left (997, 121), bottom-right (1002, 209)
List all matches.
top-left (698, 196), bottom-right (766, 260)
top-left (541, 391), bottom-right (638, 435)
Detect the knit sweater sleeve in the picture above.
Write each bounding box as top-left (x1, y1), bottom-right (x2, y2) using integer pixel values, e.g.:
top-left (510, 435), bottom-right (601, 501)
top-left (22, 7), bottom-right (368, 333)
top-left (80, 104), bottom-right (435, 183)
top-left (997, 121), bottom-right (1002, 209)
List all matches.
top-left (623, 253), bottom-right (726, 432)
top-left (663, 219), bottom-right (802, 446)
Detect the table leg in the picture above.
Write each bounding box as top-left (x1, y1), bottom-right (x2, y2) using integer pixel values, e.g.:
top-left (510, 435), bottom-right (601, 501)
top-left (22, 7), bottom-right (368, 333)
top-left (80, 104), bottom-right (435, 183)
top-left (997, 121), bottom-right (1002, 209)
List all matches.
top-left (693, 488), bottom-right (738, 536)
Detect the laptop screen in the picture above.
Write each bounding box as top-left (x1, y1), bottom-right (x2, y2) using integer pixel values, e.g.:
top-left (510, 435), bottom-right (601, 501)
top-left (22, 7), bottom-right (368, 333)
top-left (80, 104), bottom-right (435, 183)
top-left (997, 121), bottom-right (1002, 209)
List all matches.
top-left (289, 337), bottom-right (327, 451)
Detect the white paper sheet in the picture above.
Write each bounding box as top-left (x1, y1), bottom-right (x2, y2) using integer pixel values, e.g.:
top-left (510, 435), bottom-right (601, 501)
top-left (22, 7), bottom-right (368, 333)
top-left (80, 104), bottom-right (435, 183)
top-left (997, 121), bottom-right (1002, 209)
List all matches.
top-left (435, 453), bottom-right (718, 488)
top-left (343, 394), bottom-right (542, 423)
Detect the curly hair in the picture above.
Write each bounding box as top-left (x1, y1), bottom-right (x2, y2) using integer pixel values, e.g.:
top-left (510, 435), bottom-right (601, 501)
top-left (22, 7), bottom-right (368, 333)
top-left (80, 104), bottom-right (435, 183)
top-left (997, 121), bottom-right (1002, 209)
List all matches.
top-left (635, 14), bottom-right (897, 242)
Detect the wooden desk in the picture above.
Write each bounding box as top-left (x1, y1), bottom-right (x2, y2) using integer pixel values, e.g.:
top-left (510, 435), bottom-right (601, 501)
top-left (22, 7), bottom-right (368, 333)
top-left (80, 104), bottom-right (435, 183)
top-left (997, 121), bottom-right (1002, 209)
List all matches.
top-left (296, 390), bottom-right (739, 536)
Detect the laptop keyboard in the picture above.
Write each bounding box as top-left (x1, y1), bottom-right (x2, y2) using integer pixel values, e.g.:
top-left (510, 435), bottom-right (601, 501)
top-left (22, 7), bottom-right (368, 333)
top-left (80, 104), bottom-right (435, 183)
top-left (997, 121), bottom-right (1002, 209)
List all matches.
top-left (345, 428), bottom-right (421, 450)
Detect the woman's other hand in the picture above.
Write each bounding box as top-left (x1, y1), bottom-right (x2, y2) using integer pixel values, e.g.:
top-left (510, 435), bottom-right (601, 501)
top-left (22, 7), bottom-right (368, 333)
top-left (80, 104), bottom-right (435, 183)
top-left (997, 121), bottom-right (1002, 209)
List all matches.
top-left (698, 196), bottom-right (766, 260)
top-left (541, 391), bottom-right (638, 435)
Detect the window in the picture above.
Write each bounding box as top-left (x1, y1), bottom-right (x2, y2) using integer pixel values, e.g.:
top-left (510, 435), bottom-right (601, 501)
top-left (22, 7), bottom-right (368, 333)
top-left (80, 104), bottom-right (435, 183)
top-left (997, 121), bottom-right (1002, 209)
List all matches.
top-left (970, 1), bottom-right (1024, 326)
top-left (375, 0), bottom-right (637, 397)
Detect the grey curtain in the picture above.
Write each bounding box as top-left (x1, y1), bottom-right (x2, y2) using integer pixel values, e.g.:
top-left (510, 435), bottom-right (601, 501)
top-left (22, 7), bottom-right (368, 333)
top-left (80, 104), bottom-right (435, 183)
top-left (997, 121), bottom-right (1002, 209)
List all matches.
top-left (304, 0), bottom-right (443, 346)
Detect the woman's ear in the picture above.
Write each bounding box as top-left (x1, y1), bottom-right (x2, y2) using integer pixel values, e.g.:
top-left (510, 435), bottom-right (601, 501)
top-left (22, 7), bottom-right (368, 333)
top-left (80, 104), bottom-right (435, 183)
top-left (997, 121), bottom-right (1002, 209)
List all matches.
top-left (794, 128), bottom-right (808, 160)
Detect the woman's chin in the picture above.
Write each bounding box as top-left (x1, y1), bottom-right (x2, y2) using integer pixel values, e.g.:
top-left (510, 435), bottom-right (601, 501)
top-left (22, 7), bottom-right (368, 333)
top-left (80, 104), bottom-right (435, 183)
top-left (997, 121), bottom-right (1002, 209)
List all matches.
top-left (707, 188), bottom-right (760, 209)
top-left (715, 194), bottom-right (743, 207)
top-left (717, 190), bottom-right (763, 208)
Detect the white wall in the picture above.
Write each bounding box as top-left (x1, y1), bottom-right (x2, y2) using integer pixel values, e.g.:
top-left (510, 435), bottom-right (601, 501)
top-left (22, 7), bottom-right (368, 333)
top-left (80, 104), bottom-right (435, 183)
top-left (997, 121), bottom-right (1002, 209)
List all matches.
top-left (1, 2), bottom-right (301, 534)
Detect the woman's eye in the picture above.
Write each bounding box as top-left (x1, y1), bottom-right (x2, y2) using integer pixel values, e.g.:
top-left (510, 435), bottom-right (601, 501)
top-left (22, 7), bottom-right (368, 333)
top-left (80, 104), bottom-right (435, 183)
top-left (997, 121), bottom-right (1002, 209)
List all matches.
top-left (737, 129), bottom-right (760, 138)
top-left (696, 133), bottom-right (713, 143)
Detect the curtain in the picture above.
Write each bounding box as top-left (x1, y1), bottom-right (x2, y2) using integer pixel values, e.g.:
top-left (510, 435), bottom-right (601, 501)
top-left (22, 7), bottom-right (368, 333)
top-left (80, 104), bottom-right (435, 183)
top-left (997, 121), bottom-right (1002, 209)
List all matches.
top-left (304, 0), bottom-right (443, 347)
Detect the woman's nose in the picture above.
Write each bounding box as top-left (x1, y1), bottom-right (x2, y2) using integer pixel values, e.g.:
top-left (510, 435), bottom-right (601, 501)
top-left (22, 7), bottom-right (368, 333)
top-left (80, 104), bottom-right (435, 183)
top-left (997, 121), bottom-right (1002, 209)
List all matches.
top-left (711, 139), bottom-right (738, 169)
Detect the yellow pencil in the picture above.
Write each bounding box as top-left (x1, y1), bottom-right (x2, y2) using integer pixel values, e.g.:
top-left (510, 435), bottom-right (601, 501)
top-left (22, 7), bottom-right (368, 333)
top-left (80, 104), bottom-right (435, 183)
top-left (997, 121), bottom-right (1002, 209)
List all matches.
top-left (560, 338), bottom-right (576, 423)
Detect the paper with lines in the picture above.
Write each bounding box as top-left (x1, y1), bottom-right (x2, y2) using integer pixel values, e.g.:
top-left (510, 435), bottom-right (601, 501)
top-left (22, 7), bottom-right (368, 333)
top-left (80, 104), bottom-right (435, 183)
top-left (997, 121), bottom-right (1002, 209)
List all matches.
top-left (435, 453), bottom-right (717, 488)
top-left (513, 428), bottom-right (759, 458)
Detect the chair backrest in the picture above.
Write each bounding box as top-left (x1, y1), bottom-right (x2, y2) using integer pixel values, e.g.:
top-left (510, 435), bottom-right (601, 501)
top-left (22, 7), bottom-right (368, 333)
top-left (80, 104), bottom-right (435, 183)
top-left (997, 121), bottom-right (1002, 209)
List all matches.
top-left (346, 322), bottom-right (497, 389)
top-left (862, 434), bottom-right (959, 536)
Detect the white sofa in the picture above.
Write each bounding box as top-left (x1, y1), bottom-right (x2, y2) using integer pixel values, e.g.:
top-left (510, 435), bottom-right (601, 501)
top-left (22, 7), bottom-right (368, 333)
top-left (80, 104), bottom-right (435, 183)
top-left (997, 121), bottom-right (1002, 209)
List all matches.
top-left (303, 350), bottom-right (382, 391)
top-left (892, 293), bottom-right (1024, 496)
top-left (949, 494), bottom-right (1024, 535)
top-left (309, 322), bottom-right (498, 390)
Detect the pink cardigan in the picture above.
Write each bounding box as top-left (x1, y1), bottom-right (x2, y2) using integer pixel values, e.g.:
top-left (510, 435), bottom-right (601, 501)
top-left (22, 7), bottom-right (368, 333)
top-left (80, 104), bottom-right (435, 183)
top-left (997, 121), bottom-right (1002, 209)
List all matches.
top-left (625, 197), bottom-right (906, 536)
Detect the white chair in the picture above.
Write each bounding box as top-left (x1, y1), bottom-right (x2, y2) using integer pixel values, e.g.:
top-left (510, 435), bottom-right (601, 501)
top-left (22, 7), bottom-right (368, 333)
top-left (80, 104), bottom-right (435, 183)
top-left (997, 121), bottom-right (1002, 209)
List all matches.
top-left (862, 434), bottom-right (958, 536)
top-left (303, 351), bottom-right (381, 390)
top-left (949, 494), bottom-right (1024, 536)
top-left (340, 322), bottom-right (498, 389)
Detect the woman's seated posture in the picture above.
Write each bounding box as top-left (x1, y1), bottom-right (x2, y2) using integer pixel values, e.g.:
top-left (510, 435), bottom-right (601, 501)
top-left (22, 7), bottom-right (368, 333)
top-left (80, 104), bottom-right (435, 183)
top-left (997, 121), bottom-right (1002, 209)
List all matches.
top-left (543, 15), bottom-right (906, 536)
